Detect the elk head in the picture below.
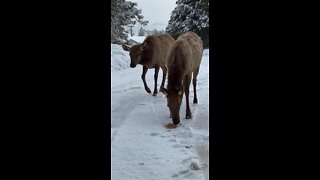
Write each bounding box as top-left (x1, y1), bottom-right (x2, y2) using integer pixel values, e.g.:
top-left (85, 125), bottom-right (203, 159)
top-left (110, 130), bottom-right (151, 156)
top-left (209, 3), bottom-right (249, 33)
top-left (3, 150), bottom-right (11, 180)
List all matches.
top-left (122, 42), bottom-right (148, 68)
top-left (161, 86), bottom-right (184, 125)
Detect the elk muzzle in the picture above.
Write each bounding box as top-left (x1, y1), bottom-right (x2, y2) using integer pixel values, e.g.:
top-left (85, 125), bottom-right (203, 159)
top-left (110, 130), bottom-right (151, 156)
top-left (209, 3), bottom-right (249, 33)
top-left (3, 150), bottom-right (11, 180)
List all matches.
top-left (172, 116), bottom-right (180, 125)
top-left (169, 108), bottom-right (180, 125)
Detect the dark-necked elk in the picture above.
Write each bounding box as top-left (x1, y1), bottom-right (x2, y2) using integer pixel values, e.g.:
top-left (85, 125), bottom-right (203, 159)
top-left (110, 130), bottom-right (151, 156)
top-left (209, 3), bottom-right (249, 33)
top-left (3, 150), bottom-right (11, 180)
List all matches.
top-left (161, 32), bottom-right (203, 125)
top-left (122, 33), bottom-right (175, 96)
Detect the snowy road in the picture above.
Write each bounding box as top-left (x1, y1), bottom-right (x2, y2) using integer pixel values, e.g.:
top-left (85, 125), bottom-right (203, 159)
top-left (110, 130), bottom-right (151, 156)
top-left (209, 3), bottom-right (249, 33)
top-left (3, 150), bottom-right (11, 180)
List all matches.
top-left (111, 43), bottom-right (209, 180)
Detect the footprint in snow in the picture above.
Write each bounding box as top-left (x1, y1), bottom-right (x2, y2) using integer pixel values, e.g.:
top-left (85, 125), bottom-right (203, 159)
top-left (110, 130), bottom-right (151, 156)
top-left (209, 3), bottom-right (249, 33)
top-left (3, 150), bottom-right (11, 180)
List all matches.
top-left (171, 171), bottom-right (191, 178)
top-left (183, 172), bottom-right (195, 178)
top-left (179, 169), bottom-right (189, 175)
top-left (150, 132), bottom-right (159, 136)
top-left (128, 86), bottom-right (140, 90)
top-left (172, 144), bottom-right (180, 148)
top-left (171, 173), bottom-right (179, 178)
top-left (190, 161), bottom-right (201, 170)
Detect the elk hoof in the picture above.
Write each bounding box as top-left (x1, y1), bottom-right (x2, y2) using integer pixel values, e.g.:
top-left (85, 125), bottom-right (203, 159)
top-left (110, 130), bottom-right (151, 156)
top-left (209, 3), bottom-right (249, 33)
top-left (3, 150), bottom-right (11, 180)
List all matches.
top-left (145, 88), bottom-right (151, 93)
top-left (153, 91), bottom-right (158, 96)
top-left (172, 119), bottom-right (180, 125)
top-left (159, 86), bottom-right (164, 92)
top-left (193, 98), bottom-right (198, 104)
top-left (186, 112), bottom-right (192, 119)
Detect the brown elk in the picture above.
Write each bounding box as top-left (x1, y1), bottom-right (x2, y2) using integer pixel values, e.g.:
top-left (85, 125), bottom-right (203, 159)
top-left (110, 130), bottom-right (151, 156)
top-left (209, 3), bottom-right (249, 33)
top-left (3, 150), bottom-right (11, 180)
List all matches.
top-left (122, 33), bottom-right (175, 96)
top-left (161, 32), bottom-right (203, 125)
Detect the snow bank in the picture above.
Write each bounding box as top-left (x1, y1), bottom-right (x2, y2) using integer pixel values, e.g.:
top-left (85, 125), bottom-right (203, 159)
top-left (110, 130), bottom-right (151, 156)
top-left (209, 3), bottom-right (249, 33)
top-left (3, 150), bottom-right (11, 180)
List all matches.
top-left (111, 44), bottom-right (130, 71)
top-left (203, 49), bottom-right (209, 56)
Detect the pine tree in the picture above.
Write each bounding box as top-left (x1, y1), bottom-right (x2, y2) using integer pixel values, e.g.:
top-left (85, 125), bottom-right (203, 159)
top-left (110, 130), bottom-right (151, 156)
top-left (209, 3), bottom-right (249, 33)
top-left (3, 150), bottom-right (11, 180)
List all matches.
top-left (111, 0), bottom-right (148, 44)
top-left (166, 0), bottom-right (209, 48)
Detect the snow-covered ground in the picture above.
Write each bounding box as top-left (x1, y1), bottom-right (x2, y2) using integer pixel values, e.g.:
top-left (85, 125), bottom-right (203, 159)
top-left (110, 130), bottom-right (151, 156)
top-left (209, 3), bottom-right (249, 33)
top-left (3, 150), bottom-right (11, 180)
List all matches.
top-left (111, 41), bottom-right (209, 180)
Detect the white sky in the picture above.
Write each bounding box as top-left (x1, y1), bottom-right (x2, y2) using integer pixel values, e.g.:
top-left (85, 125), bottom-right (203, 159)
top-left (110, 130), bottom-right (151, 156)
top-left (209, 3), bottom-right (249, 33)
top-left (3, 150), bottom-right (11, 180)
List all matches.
top-left (129, 0), bottom-right (177, 30)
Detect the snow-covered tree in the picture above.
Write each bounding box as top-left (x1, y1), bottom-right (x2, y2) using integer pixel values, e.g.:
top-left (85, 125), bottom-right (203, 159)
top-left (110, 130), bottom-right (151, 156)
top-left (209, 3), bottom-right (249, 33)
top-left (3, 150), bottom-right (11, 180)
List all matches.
top-left (111, 0), bottom-right (148, 44)
top-left (138, 27), bottom-right (145, 36)
top-left (166, 0), bottom-right (209, 47)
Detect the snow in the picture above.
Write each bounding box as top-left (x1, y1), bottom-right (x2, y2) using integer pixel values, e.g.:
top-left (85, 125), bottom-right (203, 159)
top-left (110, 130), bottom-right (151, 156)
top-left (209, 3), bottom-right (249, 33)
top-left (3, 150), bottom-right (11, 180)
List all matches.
top-left (111, 43), bottom-right (209, 180)
top-left (111, 44), bottom-right (131, 71)
top-left (128, 35), bottom-right (146, 43)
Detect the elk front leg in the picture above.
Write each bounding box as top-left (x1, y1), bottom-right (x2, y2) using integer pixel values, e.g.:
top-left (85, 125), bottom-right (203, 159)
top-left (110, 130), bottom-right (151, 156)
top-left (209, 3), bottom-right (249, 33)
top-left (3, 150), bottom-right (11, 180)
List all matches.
top-left (141, 65), bottom-right (151, 93)
top-left (192, 79), bottom-right (198, 104)
top-left (153, 66), bottom-right (160, 96)
top-left (184, 75), bottom-right (192, 119)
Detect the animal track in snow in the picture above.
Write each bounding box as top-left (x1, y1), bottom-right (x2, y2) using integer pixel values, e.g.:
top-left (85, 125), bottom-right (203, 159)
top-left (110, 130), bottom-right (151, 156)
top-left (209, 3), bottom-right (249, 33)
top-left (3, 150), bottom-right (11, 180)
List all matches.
top-left (150, 132), bottom-right (159, 136)
top-left (171, 173), bottom-right (179, 178)
top-left (179, 169), bottom-right (189, 175)
top-left (111, 86), bottom-right (141, 94)
top-left (183, 171), bottom-right (196, 178)
top-left (172, 144), bottom-right (180, 148)
top-left (190, 161), bottom-right (201, 170)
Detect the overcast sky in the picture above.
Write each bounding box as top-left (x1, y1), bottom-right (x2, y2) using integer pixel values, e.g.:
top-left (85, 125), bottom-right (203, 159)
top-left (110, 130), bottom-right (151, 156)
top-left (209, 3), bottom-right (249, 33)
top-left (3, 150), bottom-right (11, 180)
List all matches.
top-left (129, 0), bottom-right (177, 30)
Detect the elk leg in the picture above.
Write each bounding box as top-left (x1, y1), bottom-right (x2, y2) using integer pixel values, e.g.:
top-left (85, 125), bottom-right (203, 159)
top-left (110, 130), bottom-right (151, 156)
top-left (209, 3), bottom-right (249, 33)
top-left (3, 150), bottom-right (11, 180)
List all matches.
top-left (153, 66), bottom-right (160, 96)
top-left (193, 67), bottom-right (200, 104)
top-left (141, 65), bottom-right (151, 93)
top-left (159, 66), bottom-right (167, 92)
top-left (184, 75), bottom-right (192, 119)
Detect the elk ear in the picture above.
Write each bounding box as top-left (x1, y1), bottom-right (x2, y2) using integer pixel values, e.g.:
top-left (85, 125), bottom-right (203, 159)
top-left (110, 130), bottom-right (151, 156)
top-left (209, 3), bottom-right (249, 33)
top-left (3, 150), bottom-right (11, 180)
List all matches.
top-left (161, 87), bottom-right (168, 96)
top-left (122, 44), bottom-right (131, 51)
top-left (178, 86), bottom-right (184, 96)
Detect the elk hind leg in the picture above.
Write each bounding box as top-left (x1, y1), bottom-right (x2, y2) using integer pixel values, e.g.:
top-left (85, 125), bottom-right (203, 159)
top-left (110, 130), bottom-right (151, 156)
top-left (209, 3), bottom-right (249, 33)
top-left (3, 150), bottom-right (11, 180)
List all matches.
top-left (193, 67), bottom-right (200, 104)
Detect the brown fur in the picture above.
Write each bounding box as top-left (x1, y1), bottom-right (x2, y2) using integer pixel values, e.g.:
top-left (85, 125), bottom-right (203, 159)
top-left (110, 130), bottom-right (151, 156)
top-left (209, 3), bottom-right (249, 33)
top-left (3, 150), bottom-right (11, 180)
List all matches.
top-left (161, 32), bottom-right (203, 125)
top-left (122, 33), bottom-right (175, 96)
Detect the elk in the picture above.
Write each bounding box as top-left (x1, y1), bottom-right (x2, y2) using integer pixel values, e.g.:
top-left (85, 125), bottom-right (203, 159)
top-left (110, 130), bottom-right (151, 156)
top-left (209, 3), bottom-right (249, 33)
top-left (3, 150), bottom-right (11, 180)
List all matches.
top-left (161, 32), bottom-right (203, 125)
top-left (122, 33), bottom-right (175, 96)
